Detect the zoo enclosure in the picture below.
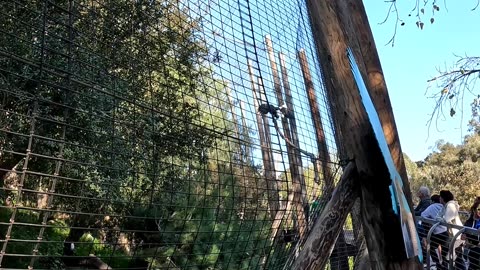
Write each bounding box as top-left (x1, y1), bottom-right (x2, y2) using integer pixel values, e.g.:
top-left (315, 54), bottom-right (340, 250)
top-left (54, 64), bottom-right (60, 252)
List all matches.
top-left (0, 0), bottom-right (364, 269)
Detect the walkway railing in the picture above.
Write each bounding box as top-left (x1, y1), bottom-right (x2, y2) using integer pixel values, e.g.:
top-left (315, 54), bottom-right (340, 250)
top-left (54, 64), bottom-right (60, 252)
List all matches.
top-left (417, 216), bottom-right (480, 270)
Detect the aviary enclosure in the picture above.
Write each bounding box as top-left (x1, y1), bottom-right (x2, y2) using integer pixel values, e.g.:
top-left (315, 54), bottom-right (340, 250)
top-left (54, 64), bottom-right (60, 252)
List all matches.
top-left (0, 0), bottom-right (420, 269)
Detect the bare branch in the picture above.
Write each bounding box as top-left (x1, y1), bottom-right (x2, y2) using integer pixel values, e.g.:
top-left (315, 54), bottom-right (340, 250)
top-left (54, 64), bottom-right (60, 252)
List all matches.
top-left (426, 56), bottom-right (480, 132)
top-left (382, 1), bottom-right (402, 46)
top-left (473, 0), bottom-right (480, 10)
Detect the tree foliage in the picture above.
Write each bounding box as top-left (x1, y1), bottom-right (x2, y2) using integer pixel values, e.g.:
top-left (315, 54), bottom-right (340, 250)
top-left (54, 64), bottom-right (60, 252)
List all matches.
top-left (0, 0), bottom-right (282, 268)
top-left (405, 133), bottom-right (480, 210)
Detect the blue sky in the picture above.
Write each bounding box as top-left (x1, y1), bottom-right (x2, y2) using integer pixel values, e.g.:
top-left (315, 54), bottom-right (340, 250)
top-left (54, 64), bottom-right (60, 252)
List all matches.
top-left (363, 0), bottom-right (480, 161)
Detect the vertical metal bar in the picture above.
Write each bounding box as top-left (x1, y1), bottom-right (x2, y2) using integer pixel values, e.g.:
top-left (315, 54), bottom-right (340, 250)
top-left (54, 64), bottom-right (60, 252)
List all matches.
top-left (448, 228), bottom-right (465, 270)
top-left (425, 222), bottom-right (442, 270)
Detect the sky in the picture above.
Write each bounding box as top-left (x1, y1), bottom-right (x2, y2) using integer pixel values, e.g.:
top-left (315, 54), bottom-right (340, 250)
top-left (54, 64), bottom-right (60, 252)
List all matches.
top-left (363, 0), bottom-right (480, 161)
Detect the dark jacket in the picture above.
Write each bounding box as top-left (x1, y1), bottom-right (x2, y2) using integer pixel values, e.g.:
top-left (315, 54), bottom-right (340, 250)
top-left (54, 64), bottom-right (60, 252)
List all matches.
top-left (464, 218), bottom-right (480, 246)
top-left (414, 198), bottom-right (432, 216)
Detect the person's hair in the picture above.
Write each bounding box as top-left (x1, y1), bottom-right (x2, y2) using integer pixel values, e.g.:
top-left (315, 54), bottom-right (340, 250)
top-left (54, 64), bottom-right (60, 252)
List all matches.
top-left (471, 201), bottom-right (480, 214)
top-left (475, 196), bottom-right (480, 204)
top-left (430, 194), bottom-right (441, 204)
top-left (439, 190), bottom-right (454, 203)
top-left (467, 201), bottom-right (480, 222)
top-left (418, 186), bottom-right (430, 198)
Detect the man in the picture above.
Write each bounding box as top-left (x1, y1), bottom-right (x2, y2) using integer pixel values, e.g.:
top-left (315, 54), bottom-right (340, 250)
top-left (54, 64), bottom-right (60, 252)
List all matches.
top-left (415, 186), bottom-right (432, 216)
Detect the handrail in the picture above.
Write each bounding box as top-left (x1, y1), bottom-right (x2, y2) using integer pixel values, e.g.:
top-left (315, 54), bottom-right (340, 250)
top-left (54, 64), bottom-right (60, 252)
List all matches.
top-left (417, 216), bottom-right (480, 237)
top-left (425, 222), bottom-right (442, 270)
top-left (417, 216), bottom-right (479, 270)
top-left (448, 228), bottom-right (465, 270)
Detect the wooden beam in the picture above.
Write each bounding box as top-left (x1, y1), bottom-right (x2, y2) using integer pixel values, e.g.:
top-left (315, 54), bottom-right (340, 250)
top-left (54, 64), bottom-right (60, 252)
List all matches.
top-left (291, 162), bottom-right (359, 270)
top-left (278, 52), bottom-right (309, 205)
top-left (304, 1), bottom-right (419, 269)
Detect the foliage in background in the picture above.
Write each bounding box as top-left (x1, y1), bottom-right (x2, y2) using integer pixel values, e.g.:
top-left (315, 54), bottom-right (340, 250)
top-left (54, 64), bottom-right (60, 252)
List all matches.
top-left (0, 0), bottom-right (287, 268)
top-left (405, 132), bottom-right (480, 209)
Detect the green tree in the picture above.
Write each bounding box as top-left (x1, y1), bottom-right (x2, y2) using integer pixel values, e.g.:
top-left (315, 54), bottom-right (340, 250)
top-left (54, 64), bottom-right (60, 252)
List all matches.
top-left (410, 135), bottom-right (480, 209)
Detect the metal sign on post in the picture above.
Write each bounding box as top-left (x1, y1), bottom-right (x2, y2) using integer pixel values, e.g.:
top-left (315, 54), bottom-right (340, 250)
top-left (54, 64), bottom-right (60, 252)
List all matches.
top-left (347, 48), bottom-right (423, 262)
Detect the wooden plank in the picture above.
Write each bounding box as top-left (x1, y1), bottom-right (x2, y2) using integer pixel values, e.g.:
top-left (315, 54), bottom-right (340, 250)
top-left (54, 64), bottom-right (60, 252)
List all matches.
top-left (291, 162), bottom-right (359, 270)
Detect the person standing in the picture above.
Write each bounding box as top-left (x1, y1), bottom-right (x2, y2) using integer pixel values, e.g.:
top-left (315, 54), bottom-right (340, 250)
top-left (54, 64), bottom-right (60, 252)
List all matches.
top-left (415, 186), bottom-right (432, 216)
top-left (462, 201), bottom-right (480, 270)
top-left (436, 190), bottom-right (464, 270)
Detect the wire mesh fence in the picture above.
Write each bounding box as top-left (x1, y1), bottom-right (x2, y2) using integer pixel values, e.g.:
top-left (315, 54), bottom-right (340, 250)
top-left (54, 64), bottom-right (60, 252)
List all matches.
top-left (0, 0), bottom-right (360, 269)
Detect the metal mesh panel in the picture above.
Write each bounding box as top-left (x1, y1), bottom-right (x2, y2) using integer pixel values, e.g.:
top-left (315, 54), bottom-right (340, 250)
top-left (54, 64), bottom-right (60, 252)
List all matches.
top-left (0, 0), bottom-right (356, 269)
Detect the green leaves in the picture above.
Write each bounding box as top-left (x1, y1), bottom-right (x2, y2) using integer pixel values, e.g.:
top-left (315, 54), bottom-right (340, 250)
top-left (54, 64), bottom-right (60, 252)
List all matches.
top-left (407, 133), bottom-right (480, 210)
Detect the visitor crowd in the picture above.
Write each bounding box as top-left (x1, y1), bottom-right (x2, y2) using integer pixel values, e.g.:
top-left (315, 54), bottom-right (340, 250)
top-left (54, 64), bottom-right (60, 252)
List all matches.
top-left (415, 187), bottom-right (480, 270)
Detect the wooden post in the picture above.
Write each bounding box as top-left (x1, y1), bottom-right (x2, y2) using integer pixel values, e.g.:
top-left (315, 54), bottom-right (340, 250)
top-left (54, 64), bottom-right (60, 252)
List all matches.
top-left (342, 0), bottom-right (413, 206)
top-left (226, 86), bottom-right (240, 140)
top-left (297, 49), bottom-right (334, 197)
top-left (335, 1), bottom-right (420, 268)
top-left (303, 1), bottom-right (421, 269)
top-left (247, 60), bottom-right (279, 218)
top-left (239, 100), bottom-right (251, 162)
top-left (265, 35), bottom-right (307, 238)
top-left (226, 85), bottom-right (242, 161)
top-left (292, 162), bottom-right (359, 270)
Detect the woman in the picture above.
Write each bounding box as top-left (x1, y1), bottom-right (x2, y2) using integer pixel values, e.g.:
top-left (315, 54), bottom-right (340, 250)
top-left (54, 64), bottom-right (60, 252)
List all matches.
top-left (462, 201), bottom-right (480, 270)
top-left (435, 190), bottom-right (464, 270)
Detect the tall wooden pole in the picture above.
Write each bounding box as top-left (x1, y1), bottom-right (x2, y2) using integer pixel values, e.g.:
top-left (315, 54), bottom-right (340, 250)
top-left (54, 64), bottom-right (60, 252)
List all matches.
top-left (238, 100), bottom-right (251, 162)
top-left (335, 1), bottom-right (420, 268)
top-left (341, 0), bottom-right (413, 206)
top-left (297, 49), bottom-right (334, 197)
top-left (265, 35), bottom-right (307, 238)
top-left (226, 86), bottom-right (242, 160)
top-left (247, 60), bottom-right (279, 218)
top-left (303, 1), bottom-right (421, 269)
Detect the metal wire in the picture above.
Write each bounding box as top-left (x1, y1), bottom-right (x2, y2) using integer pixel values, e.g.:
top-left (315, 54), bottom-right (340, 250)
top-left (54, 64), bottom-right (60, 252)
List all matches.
top-left (0, 0), bottom-right (360, 269)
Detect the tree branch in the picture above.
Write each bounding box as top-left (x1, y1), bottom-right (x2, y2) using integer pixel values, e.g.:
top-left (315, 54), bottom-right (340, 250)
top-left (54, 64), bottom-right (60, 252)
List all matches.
top-left (426, 56), bottom-right (480, 133)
